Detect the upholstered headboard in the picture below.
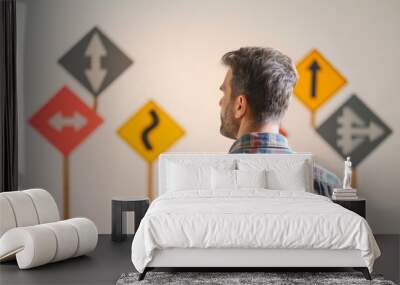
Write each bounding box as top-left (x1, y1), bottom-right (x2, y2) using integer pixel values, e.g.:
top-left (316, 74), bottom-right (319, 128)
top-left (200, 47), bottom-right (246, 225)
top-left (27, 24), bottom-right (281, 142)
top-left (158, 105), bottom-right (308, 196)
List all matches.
top-left (158, 153), bottom-right (314, 195)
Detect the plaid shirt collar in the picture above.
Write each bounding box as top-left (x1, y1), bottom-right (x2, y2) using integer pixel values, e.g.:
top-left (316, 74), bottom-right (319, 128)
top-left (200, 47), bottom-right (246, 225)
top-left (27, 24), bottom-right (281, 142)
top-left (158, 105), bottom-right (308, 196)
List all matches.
top-left (229, 132), bottom-right (291, 153)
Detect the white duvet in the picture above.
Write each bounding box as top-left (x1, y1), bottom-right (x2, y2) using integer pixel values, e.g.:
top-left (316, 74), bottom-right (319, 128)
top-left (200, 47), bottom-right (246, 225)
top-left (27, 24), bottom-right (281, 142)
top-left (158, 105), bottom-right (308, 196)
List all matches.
top-left (131, 189), bottom-right (380, 273)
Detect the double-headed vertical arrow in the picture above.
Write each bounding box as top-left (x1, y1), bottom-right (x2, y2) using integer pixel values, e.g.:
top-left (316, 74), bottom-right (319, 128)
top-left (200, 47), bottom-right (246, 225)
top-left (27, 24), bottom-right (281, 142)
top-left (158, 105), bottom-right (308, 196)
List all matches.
top-left (309, 60), bottom-right (321, 99)
top-left (85, 32), bottom-right (107, 112)
top-left (85, 33), bottom-right (108, 94)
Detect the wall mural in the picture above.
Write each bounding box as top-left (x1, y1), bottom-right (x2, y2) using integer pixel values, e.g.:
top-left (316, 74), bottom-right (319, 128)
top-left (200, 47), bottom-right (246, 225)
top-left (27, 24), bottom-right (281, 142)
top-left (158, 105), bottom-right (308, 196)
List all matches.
top-left (294, 49), bottom-right (392, 187)
top-left (29, 30), bottom-right (393, 218)
top-left (29, 26), bottom-right (186, 215)
top-left (29, 26), bottom-right (133, 218)
top-left (118, 100), bottom-right (185, 200)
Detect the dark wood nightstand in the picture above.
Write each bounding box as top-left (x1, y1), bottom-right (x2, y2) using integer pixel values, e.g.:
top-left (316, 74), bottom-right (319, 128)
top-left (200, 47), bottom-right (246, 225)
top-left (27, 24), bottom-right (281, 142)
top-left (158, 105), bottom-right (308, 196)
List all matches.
top-left (332, 198), bottom-right (366, 218)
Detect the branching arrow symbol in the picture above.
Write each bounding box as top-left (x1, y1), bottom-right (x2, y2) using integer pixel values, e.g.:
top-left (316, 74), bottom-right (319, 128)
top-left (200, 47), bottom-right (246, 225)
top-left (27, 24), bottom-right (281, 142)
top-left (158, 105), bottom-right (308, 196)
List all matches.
top-left (337, 107), bottom-right (384, 154)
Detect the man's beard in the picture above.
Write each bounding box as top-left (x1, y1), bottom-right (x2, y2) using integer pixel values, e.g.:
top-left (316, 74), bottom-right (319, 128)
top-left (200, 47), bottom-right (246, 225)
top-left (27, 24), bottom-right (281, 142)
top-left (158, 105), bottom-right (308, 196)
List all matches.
top-left (219, 105), bottom-right (239, 140)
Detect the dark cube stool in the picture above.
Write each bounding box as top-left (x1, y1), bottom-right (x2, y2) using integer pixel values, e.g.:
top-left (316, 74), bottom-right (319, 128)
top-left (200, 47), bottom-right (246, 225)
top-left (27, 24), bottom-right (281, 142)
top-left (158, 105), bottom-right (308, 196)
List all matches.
top-left (112, 197), bottom-right (149, 242)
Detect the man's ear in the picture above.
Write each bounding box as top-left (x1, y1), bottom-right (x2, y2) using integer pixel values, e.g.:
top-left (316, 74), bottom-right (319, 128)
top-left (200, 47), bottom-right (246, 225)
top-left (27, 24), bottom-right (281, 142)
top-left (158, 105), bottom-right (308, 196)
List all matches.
top-left (233, 95), bottom-right (247, 119)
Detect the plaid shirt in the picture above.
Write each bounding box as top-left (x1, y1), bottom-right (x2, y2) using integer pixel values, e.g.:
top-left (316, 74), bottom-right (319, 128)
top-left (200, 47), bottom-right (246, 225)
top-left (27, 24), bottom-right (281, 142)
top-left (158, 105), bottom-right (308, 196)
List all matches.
top-left (229, 132), bottom-right (340, 197)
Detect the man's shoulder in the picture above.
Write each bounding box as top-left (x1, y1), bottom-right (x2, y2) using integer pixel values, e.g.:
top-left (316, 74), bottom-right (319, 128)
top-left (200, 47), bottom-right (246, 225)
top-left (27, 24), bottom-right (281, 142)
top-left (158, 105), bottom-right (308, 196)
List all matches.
top-left (313, 164), bottom-right (339, 182)
top-left (313, 163), bottom-right (341, 196)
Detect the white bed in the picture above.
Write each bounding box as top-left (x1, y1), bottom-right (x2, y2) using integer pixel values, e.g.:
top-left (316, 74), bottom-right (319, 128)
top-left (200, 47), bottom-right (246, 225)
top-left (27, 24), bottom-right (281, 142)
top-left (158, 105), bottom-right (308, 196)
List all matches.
top-left (131, 153), bottom-right (380, 280)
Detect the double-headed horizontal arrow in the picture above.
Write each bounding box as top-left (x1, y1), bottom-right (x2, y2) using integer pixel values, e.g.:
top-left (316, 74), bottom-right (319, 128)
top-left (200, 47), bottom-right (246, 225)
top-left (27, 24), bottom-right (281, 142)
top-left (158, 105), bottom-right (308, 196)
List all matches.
top-left (49, 111), bottom-right (87, 132)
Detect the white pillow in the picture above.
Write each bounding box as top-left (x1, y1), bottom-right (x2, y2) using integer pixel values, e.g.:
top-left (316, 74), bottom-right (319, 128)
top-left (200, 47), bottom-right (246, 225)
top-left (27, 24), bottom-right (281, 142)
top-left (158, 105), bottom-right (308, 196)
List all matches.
top-left (211, 168), bottom-right (236, 190)
top-left (238, 158), bottom-right (311, 192)
top-left (236, 169), bottom-right (267, 188)
top-left (266, 166), bottom-right (307, 191)
top-left (211, 169), bottom-right (267, 190)
top-left (167, 162), bottom-right (211, 191)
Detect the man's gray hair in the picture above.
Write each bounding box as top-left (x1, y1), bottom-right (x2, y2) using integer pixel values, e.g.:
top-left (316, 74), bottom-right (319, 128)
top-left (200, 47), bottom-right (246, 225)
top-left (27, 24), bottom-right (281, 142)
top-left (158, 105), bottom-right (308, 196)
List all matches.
top-left (222, 47), bottom-right (298, 123)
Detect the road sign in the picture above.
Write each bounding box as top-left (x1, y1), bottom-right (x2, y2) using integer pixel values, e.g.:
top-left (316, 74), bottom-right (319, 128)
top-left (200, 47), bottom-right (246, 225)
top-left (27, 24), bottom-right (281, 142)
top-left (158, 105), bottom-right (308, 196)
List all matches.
top-left (279, 127), bottom-right (288, 137)
top-left (317, 94), bottom-right (392, 167)
top-left (294, 49), bottom-right (347, 112)
top-left (29, 86), bottom-right (103, 156)
top-left (59, 27), bottom-right (133, 97)
top-left (118, 100), bottom-right (185, 163)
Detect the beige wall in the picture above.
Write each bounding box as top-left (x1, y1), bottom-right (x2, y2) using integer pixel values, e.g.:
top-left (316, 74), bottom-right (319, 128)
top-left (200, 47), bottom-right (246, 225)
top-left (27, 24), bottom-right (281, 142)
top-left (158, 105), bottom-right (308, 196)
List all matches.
top-left (18, 0), bottom-right (400, 234)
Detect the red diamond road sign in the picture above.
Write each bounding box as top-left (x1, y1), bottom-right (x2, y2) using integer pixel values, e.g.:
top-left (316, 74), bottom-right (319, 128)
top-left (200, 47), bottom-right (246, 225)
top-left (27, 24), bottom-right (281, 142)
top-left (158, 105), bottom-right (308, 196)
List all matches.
top-left (29, 86), bottom-right (103, 156)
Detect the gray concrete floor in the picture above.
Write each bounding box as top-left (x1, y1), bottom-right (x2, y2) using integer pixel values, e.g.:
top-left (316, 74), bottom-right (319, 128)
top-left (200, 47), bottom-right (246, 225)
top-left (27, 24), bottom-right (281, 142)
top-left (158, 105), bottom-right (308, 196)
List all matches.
top-left (0, 235), bottom-right (134, 285)
top-left (0, 235), bottom-right (399, 285)
top-left (374, 235), bottom-right (400, 284)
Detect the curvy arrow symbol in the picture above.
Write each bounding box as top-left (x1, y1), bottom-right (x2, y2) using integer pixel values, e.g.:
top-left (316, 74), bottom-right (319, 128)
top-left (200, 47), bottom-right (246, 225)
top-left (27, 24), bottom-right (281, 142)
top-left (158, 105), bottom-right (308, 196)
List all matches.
top-left (141, 110), bottom-right (160, 151)
top-left (49, 111), bottom-right (87, 132)
top-left (85, 32), bottom-right (107, 93)
top-left (309, 60), bottom-right (320, 99)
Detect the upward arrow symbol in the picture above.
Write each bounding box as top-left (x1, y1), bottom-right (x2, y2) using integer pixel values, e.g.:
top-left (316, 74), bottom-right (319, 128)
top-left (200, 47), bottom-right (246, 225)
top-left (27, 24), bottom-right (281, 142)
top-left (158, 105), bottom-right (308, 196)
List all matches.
top-left (309, 60), bottom-right (320, 99)
top-left (85, 32), bottom-right (107, 93)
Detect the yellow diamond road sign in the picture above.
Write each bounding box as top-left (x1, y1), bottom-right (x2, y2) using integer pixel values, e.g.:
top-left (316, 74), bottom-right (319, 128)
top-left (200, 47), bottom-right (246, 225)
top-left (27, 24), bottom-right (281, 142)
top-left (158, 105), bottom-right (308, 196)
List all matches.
top-left (294, 49), bottom-right (347, 112)
top-left (118, 100), bottom-right (185, 162)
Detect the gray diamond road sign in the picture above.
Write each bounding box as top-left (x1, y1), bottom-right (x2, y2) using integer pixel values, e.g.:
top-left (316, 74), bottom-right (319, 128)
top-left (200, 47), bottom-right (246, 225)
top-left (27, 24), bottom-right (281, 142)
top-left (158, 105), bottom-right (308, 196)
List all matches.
top-left (317, 94), bottom-right (392, 167)
top-left (59, 27), bottom-right (133, 97)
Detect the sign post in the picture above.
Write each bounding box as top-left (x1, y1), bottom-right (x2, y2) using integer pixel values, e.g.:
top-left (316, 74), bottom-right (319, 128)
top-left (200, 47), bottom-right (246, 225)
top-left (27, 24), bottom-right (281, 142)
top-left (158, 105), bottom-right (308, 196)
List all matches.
top-left (294, 49), bottom-right (347, 128)
top-left (317, 94), bottom-right (392, 187)
top-left (118, 100), bottom-right (185, 200)
top-left (29, 86), bottom-right (103, 218)
top-left (59, 27), bottom-right (133, 112)
top-left (63, 156), bottom-right (69, 218)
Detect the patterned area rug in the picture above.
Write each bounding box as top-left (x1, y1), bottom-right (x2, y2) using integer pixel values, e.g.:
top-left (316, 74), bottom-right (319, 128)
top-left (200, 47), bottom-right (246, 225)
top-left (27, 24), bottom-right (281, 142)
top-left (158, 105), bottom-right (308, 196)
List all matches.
top-left (116, 271), bottom-right (396, 285)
